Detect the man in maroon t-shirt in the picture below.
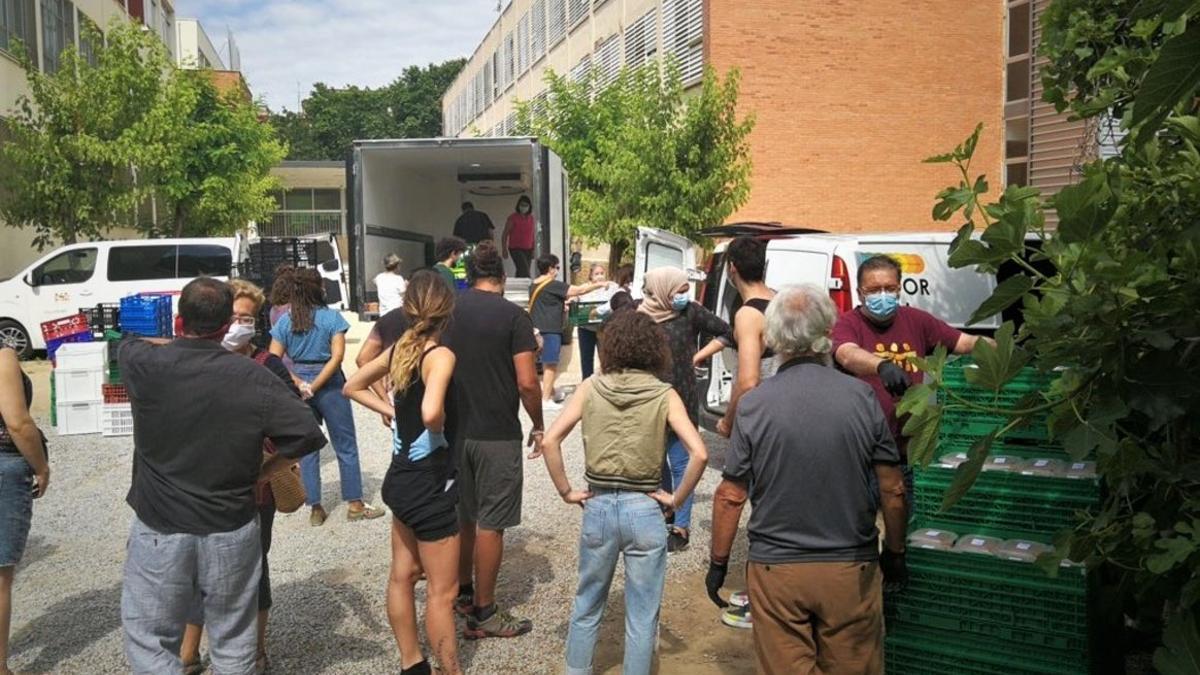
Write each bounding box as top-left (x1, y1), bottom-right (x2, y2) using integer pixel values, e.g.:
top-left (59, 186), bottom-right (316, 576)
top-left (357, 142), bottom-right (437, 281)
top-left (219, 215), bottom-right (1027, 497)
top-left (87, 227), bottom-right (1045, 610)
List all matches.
top-left (832, 255), bottom-right (986, 459)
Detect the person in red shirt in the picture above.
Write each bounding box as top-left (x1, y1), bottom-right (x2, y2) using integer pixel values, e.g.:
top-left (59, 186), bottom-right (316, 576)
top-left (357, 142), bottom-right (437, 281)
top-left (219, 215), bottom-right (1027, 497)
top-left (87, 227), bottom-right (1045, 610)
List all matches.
top-left (832, 255), bottom-right (988, 502)
top-left (501, 195), bottom-right (536, 279)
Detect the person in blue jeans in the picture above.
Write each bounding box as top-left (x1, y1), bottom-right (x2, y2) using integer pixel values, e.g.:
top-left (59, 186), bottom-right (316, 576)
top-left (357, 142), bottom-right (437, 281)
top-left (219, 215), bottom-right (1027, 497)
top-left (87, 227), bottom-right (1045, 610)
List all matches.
top-left (541, 310), bottom-right (708, 675)
top-left (271, 268), bottom-right (386, 526)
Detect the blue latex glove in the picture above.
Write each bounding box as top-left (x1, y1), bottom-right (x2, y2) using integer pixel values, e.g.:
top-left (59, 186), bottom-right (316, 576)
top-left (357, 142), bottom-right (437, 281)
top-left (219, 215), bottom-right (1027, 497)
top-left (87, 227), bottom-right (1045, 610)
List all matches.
top-left (408, 429), bottom-right (448, 462)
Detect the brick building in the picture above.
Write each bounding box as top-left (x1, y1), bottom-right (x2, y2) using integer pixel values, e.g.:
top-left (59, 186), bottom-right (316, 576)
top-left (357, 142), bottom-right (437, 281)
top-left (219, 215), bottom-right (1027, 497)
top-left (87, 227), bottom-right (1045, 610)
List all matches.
top-left (442, 0), bottom-right (1111, 234)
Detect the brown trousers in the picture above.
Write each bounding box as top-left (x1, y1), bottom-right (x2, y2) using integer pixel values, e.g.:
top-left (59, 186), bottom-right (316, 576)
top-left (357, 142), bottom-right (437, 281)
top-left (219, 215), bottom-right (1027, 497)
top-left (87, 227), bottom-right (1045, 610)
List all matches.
top-left (746, 560), bottom-right (884, 675)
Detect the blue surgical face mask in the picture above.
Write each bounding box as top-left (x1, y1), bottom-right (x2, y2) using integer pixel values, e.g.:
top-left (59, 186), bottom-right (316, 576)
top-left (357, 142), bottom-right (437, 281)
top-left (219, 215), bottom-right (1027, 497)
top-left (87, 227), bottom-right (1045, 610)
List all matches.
top-left (864, 291), bottom-right (900, 320)
top-left (671, 293), bottom-right (690, 311)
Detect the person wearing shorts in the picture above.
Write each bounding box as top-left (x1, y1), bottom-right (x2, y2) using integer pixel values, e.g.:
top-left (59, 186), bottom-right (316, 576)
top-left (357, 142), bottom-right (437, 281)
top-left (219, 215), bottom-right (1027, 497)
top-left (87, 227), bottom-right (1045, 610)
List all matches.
top-left (528, 254), bottom-right (609, 410)
top-left (345, 270), bottom-right (463, 675)
top-left (446, 242), bottom-right (545, 639)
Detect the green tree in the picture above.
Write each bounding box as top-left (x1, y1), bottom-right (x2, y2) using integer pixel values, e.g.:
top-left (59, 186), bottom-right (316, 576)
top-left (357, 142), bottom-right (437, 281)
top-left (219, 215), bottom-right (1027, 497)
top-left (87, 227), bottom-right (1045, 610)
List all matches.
top-left (899, 0), bottom-right (1200, 662)
top-left (269, 59), bottom-right (465, 161)
top-left (517, 63), bottom-right (754, 269)
top-left (0, 22), bottom-right (176, 248)
top-left (142, 71), bottom-right (285, 237)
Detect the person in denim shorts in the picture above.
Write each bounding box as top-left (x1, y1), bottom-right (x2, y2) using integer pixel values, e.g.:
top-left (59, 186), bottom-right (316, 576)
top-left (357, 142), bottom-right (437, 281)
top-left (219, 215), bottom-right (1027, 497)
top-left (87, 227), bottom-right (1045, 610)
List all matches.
top-left (0, 346), bottom-right (50, 675)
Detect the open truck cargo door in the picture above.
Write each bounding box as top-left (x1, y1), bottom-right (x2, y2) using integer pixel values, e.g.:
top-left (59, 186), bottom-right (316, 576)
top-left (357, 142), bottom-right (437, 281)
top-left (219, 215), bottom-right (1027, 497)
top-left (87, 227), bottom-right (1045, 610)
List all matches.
top-left (632, 227), bottom-right (703, 300)
top-left (348, 137), bottom-right (571, 318)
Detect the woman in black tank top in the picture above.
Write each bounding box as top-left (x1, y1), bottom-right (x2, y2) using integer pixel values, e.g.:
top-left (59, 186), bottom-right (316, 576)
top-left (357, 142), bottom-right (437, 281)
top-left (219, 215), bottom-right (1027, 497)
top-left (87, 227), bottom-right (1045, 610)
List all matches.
top-left (343, 270), bottom-right (462, 675)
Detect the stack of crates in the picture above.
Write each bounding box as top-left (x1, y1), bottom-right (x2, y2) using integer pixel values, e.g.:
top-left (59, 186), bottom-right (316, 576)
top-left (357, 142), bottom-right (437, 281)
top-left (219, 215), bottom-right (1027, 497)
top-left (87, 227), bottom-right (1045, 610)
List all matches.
top-left (78, 303), bottom-right (120, 339)
top-left (104, 330), bottom-right (122, 384)
top-left (41, 313), bottom-right (93, 365)
top-left (119, 294), bottom-right (173, 337)
top-left (245, 238), bottom-right (319, 279)
top-left (101, 383), bottom-right (133, 437)
top-left (885, 359), bottom-right (1100, 674)
top-left (52, 341), bottom-right (108, 435)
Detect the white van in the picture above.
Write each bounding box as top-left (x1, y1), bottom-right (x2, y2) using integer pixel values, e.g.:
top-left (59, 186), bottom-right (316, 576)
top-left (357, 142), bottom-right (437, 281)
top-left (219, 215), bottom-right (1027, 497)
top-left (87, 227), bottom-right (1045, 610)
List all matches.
top-left (0, 237), bottom-right (241, 358)
top-left (631, 223), bottom-right (1013, 431)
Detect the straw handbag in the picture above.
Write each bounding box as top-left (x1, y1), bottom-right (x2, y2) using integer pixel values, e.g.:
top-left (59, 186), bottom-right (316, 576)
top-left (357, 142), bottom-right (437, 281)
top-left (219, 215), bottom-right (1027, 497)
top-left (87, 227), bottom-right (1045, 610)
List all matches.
top-left (266, 455), bottom-right (306, 514)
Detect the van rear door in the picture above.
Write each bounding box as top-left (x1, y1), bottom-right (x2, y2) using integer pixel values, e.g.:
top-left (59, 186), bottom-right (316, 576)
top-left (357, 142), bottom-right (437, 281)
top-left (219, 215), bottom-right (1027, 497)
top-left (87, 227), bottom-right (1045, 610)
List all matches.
top-left (632, 227), bottom-right (702, 299)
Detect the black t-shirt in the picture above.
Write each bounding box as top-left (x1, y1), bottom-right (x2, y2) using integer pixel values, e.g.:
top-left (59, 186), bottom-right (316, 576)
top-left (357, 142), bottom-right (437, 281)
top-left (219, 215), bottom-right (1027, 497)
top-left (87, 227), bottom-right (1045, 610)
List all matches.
top-left (118, 338), bottom-right (326, 534)
top-left (453, 209), bottom-right (495, 244)
top-left (530, 279), bottom-right (569, 334)
top-left (374, 307), bottom-right (411, 349)
top-left (444, 289), bottom-right (538, 441)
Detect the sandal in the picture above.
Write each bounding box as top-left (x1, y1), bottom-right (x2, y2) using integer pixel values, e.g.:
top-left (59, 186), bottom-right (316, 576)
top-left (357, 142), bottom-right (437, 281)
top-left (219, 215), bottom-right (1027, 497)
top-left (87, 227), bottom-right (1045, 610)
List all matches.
top-left (347, 502), bottom-right (386, 521)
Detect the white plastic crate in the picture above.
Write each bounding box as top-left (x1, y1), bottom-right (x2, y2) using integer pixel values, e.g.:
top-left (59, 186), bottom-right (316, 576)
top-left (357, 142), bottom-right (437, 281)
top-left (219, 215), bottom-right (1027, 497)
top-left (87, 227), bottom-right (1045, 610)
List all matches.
top-left (56, 401), bottom-right (102, 435)
top-left (55, 342), bottom-right (108, 371)
top-left (53, 368), bottom-right (104, 404)
top-left (101, 403), bottom-right (134, 437)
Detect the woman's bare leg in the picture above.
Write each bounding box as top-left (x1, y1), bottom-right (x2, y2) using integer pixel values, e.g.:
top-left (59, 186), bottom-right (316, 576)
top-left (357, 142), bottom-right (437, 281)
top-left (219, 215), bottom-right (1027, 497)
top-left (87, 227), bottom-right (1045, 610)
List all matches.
top-left (418, 535), bottom-right (462, 675)
top-left (387, 518), bottom-right (425, 669)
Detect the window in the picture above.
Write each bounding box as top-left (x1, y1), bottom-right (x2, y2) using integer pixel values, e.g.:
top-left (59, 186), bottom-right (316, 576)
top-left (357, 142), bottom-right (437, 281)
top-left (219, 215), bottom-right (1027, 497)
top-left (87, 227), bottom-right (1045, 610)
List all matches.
top-left (664, 0), bottom-right (703, 85)
top-left (491, 51), bottom-right (501, 99)
top-left (645, 242), bottom-right (685, 274)
top-left (1005, 160), bottom-right (1029, 187)
top-left (531, 0), bottom-right (546, 61)
top-left (1006, 59), bottom-right (1030, 102)
top-left (78, 11), bottom-right (98, 66)
top-left (108, 245), bottom-right (176, 282)
top-left (571, 54), bottom-right (591, 84)
top-left (484, 54), bottom-right (495, 104)
top-left (503, 31), bottom-right (515, 89)
top-left (1008, 2), bottom-right (1030, 58)
top-left (1005, 117), bottom-right (1029, 159)
top-left (177, 245), bottom-right (232, 277)
top-left (548, 0), bottom-right (566, 47)
top-left (284, 189), bottom-right (313, 210)
top-left (0, 0), bottom-right (36, 60)
top-left (32, 247), bottom-right (96, 286)
top-left (568, 0), bottom-right (587, 29)
top-left (595, 34), bottom-right (622, 87)
top-left (313, 188), bottom-right (341, 210)
top-left (41, 0), bottom-right (75, 74)
top-left (263, 189), bottom-right (344, 237)
top-left (518, 12), bottom-right (530, 76)
top-left (624, 8), bottom-right (657, 71)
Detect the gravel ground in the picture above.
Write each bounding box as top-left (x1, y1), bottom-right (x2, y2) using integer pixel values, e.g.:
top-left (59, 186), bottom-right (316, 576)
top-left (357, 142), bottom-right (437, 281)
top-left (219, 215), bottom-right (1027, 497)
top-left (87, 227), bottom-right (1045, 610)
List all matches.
top-left (8, 349), bottom-right (751, 674)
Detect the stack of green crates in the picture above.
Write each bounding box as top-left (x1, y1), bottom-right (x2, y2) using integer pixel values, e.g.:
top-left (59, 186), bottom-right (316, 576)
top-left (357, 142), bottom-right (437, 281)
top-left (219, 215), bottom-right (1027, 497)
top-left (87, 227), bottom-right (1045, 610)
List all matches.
top-left (886, 359), bottom-right (1099, 674)
top-left (104, 330), bottom-right (122, 383)
top-left (49, 373), bottom-right (56, 427)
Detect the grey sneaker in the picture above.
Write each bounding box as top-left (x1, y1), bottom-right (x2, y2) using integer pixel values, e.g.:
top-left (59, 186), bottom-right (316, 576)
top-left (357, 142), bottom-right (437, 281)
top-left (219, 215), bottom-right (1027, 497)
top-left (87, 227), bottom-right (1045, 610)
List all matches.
top-left (464, 607), bottom-right (533, 639)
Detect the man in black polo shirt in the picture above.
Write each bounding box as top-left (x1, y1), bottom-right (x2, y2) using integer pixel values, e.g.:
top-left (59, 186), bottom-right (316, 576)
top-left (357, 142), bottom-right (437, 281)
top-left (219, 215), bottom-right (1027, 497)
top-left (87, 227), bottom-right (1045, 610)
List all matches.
top-left (118, 278), bottom-right (326, 675)
top-left (452, 201), bottom-right (495, 244)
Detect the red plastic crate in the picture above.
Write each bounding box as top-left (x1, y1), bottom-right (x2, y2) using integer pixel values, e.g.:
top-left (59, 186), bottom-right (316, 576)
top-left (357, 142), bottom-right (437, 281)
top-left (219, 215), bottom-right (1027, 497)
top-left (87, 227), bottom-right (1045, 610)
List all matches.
top-left (41, 313), bottom-right (91, 342)
top-left (102, 384), bottom-right (129, 404)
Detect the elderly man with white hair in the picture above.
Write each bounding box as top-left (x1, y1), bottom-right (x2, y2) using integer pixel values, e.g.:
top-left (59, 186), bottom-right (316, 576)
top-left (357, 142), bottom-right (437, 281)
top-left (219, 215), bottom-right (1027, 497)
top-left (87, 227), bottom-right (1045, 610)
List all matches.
top-left (706, 284), bottom-right (908, 675)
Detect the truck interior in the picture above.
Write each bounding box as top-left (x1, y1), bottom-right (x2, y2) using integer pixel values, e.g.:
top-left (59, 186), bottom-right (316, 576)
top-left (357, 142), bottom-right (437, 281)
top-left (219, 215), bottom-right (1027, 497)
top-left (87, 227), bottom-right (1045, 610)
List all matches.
top-left (354, 140), bottom-right (544, 310)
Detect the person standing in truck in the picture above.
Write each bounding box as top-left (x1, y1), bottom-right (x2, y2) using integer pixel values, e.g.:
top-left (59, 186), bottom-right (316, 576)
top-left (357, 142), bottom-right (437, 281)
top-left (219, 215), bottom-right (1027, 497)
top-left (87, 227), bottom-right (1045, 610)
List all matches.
top-left (453, 202), bottom-right (495, 245)
top-left (434, 237), bottom-right (468, 292)
top-left (500, 195), bottom-right (536, 279)
top-left (375, 253), bottom-right (407, 316)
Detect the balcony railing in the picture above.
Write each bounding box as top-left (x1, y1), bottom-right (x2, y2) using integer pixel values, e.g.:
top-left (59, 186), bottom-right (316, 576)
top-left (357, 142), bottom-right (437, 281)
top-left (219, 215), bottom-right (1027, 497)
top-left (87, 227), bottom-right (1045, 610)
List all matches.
top-left (260, 211), bottom-right (343, 237)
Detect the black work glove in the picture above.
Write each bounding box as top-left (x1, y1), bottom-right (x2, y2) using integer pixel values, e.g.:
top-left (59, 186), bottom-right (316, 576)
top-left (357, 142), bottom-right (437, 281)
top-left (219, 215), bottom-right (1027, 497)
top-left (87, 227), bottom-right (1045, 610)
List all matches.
top-left (881, 548), bottom-right (909, 592)
top-left (705, 560), bottom-right (729, 608)
top-left (877, 360), bottom-right (911, 397)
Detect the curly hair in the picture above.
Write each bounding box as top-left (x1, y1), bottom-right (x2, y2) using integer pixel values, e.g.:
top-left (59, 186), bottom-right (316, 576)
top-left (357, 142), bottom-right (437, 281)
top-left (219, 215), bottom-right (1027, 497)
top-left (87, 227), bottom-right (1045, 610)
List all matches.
top-left (287, 268), bottom-right (326, 333)
top-left (598, 311), bottom-right (669, 375)
top-left (468, 241), bottom-right (506, 283)
top-left (390, 269), bottom-right (455, 393)
top-left (269, 264), bottom-right (296, 306)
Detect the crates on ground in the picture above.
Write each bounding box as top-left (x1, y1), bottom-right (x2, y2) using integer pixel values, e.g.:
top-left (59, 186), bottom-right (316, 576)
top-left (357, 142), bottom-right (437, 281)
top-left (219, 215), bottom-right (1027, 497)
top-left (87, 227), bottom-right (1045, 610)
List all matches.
top-left (101, 403), bottom-right (133, 437)
top-left (912, 466), bottom-right (1098, 535)
top-left (119, 294), bottom-right (173, 337)
top-left (885, 623), bottom-right (1088, 675)
top-left (54, 368), bottom-right (105, 404)
top-left (46, 332), bottom-right (92, 364)
top-left (102, 384), bottom-right (128, 404)
top-left (53, 341), bottom-right (107, 371)
top-left (56, 401), bottom-right (102, 435)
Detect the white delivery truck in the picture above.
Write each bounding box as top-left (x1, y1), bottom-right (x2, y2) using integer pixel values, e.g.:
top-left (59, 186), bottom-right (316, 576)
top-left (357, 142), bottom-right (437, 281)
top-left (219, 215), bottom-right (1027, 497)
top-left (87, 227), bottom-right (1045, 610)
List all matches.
top-left (347, 136), bottom-right (571, 315)
top-left (630, 222), bottom-right (1024, 432)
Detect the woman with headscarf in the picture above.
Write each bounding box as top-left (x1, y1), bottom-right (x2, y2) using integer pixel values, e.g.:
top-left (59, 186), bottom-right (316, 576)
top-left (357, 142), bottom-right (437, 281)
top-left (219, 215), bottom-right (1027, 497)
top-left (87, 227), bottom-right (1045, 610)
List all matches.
top-left (637, 267), bottom-right (731, 552)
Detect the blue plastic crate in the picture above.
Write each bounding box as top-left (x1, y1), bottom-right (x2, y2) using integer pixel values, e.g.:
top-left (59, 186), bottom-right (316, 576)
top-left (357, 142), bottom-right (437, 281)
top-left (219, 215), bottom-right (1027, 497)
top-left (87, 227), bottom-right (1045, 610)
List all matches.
top-left (47, 331), bottom-right (93, 363)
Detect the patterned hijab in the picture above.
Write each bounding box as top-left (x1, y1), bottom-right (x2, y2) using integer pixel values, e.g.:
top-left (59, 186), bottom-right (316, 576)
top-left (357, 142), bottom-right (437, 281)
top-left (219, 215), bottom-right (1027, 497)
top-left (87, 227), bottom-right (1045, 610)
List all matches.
top-left (638, 267), bottom-right (689, 324)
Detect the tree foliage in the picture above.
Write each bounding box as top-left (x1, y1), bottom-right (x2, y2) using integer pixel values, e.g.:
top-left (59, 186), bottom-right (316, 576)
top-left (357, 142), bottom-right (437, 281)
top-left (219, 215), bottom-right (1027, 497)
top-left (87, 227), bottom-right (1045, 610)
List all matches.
top-left (516, 63), bottom-right (753, 268)
top-left (902, 0), bottom-right (1200, 658)
top-left (0, 21), bottom-right (285, 246)
top-left (268, 59), bottom-right (466, 161)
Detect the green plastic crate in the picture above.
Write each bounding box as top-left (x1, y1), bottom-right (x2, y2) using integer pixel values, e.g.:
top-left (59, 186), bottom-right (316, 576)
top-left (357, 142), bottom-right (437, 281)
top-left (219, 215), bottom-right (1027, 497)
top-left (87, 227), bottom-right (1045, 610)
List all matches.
top-left (938, 361), bottom-right (1057, 442)
top-left (886, 623), bottom-right (1088, 675)
top-left (912, 466), bottom-right (1098, 535)
top-left (568, 300), bottom-right (605, 326)
top-left (886, 590), bottom-right (1086, 652)
top-left (49, 374), bottom-right (56, 427)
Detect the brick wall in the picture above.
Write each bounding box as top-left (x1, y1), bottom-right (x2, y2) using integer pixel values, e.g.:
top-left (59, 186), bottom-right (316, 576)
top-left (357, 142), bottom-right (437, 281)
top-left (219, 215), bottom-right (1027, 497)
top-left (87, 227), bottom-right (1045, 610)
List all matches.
top-left (706, 0), bottom-right (1004, 232)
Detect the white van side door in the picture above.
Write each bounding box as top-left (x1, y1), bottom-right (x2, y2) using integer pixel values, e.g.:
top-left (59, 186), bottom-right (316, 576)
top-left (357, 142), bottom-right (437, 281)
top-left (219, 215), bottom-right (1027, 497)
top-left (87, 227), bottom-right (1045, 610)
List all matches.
top-left (632, 227), bottom-right (702, 299)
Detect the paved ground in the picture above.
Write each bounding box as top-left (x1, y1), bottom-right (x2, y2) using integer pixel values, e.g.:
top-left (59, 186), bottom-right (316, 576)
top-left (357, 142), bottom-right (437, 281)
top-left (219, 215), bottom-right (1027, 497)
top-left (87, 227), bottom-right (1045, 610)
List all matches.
top-left (9, 323), bottom-right (755, 674)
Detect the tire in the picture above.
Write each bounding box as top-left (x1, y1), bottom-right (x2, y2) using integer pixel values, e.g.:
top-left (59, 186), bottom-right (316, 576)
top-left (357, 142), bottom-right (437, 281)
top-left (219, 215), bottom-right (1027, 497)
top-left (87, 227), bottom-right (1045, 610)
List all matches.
top-left (0, 320), bottom-right (33, 360)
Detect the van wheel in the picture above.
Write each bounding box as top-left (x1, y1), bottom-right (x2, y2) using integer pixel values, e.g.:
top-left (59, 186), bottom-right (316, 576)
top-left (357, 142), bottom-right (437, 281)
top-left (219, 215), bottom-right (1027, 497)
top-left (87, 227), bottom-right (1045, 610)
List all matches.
top-left (0, 320), bottom-right (33, 360)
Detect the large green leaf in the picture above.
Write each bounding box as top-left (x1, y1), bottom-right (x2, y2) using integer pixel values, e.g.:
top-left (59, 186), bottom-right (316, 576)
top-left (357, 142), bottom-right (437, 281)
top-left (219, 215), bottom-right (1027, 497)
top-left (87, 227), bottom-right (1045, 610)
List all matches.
top-left (1053, 172), bottom-right (1116, 244)
top-left (901, 397), bottom-right (943, 468)
top-left (963, 322), bottom-right (1029, 391)
top-left (941, 432), bottom-right (994, 510)
top-left (1154, 608), bottom-right (1200, 675)
top-left (969, 275), bottom-right (1034, 326)
top-left (1131, 18), bottom-right (1200, 141)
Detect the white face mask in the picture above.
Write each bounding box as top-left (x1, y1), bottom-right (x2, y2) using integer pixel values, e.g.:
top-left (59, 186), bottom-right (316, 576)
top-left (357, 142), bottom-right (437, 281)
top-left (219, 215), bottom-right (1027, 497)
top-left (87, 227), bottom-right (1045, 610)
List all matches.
top-left (222, 323), bottom-right (256, 351)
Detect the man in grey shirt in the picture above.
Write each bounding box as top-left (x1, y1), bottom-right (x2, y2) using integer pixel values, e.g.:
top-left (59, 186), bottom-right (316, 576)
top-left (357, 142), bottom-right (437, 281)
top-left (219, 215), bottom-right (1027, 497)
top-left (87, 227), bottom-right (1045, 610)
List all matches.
top-left (707, 284), bottom-right (907, 675)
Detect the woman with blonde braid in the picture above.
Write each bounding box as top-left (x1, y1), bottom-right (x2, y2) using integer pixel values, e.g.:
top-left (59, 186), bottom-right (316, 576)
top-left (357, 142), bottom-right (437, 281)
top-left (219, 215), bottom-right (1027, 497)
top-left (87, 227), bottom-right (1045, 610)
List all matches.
top-left (344, 269), bottom-right (461, 675)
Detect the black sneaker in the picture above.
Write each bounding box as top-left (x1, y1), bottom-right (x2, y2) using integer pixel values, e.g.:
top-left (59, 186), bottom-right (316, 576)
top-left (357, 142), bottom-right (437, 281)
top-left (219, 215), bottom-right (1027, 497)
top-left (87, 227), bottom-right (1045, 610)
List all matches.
top-left (667, 529), bottom-right (690, 552)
